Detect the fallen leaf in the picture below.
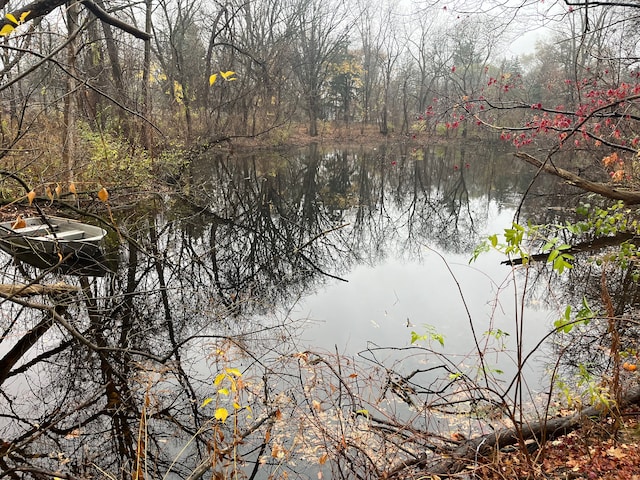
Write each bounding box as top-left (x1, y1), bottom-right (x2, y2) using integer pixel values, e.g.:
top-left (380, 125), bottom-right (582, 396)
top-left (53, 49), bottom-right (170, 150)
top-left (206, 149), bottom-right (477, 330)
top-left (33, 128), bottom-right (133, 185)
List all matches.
top-left (11, 215), bottom-right (25, 229)
top-left (606, 445), bottom-right (627, 459)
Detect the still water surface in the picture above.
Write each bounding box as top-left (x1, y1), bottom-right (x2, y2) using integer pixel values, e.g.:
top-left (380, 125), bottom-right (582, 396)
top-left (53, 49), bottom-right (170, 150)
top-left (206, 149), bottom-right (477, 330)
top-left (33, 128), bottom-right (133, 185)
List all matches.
top-left (196, 144), bottom-right (562, 386)
top-left (0, 141), bottom-right (575, 479)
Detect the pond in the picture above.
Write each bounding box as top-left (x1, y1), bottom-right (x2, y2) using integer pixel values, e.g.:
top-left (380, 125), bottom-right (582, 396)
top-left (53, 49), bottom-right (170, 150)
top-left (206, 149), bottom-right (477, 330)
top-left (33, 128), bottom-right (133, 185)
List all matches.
top-left (0, 141), bottom-right (610, 479)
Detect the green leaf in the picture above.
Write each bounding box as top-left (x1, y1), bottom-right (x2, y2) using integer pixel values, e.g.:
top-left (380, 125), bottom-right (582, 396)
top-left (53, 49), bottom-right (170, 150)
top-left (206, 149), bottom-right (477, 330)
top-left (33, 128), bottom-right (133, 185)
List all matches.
top-left (410, 331), bottom-right (424, 344)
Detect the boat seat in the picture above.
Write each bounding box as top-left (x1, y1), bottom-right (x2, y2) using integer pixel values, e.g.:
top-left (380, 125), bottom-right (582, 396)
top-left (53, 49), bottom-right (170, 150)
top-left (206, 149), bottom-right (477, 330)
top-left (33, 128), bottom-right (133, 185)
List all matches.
top-left (47, 229), bottom-right (86, 241)
top-left (14, 224), bottom-right (53, 235)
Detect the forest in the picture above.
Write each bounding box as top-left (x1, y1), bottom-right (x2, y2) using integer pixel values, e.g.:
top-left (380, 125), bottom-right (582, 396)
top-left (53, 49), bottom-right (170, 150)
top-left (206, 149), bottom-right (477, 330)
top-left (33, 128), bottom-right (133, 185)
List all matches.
top-left (1, 0), bottom-right (640, 479)
top-left (0, 0), bottom-right (636, 179)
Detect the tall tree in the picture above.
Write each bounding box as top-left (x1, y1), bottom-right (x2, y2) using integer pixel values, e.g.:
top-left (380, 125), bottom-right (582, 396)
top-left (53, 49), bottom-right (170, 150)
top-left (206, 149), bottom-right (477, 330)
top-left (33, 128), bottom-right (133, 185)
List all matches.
top-left (290, 0), bottom-right (351, 136)
top-left (61, 0), bottom-right (80, 182)
top-left (353, 0), bottom-right (384, 127)
top-left (376, 2), bottom-right (404, 135)
top-left (153, 0), bottom-right (205, 143)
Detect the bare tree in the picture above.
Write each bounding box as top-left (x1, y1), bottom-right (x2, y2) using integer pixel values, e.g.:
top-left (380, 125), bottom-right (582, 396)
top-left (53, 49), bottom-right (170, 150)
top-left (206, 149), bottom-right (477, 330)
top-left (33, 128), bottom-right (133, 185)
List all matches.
top-left (289, 0), bottom-right (352, 136)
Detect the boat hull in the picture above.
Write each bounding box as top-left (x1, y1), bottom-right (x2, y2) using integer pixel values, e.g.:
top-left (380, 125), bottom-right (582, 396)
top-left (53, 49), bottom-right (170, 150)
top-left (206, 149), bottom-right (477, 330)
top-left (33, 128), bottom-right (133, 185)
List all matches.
top-left (0, 215), bottom-right (111, 276)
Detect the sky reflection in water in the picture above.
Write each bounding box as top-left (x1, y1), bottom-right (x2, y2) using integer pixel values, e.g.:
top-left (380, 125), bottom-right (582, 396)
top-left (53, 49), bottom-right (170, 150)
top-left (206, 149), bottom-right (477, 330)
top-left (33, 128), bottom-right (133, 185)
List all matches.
top-left (294, 196), bottom-right (556, 390)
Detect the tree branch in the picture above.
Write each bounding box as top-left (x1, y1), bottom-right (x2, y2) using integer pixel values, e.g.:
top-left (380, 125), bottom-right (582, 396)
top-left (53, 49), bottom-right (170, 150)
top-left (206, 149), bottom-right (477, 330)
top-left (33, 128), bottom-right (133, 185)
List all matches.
top-left (79, 0), bottom-right (151, 40)
top-left (0, 282), bottom-right (80, 297)
top-left (515, 151), bottom-right (640, 204)
top-left (0, 0), bottom-right (150, 40)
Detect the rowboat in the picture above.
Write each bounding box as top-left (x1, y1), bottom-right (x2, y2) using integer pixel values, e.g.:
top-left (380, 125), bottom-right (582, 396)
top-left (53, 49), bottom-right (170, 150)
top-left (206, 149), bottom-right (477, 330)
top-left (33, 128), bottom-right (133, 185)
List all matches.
top-left (0, 215), bottom-right (110, 275)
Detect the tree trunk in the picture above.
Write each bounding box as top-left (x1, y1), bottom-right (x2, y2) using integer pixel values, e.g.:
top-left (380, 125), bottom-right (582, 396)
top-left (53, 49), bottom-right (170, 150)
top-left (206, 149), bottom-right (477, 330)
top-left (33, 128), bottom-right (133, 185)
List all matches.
top-left (94, 0), bottom-right (130, 139)
top-left (62, 1), bottom-right (79, 183)
top-left (141, 0), bottom-right (153, 152)
top-left (308, 93), bottom-right (319, 137)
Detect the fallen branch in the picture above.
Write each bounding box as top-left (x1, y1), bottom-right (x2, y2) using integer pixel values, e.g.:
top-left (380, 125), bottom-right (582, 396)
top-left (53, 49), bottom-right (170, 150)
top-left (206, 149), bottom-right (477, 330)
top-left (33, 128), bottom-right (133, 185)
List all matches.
top-left (0, 282), bottom-right (80, 298)
top-left (515, 151), bottom-right (640, 204)
top-left (502, 232), bottom-right (636, 265)
top-left (391, 384), bottom-right (640, 477)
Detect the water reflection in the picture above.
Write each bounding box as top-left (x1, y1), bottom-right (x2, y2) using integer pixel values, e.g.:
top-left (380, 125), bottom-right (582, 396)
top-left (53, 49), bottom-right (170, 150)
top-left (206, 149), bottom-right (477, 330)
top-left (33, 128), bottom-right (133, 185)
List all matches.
top-left (0, 142), bottom-right (569, 479)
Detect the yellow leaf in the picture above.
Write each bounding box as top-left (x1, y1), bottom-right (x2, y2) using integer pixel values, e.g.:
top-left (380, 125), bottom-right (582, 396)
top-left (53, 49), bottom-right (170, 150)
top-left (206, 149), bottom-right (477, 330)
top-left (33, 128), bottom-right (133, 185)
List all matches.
top-left (5, 13), bottom-right (18, 25)
top-left (209, 74), bottom-right (217, 86)
top-left (69, 182), bottom-right (77, 195)
top-left (0, 24), bottom-right (14, 36)
top-left (200, 397), bottom-right (213, 408)
top-left (97, 187), bottom-right (109, 202)
top-left (220, 70), bottom-right (237, 81)
top-left (225, 367), bottom-right (242, 377)
top-left (27, 190), bottom-right (36, 205)
top-left (19, 11), bottom-right (30, 23)
top-left (217, 387), bottom-right (229, 396)
top-left (214, 407), bottom-right (229, 423)
top-left (233, 402), bottom-right (241, 410)
top-left (213, 372), bottom-right (226, 385)
top-left (55, 183), bottom-right (62, 197)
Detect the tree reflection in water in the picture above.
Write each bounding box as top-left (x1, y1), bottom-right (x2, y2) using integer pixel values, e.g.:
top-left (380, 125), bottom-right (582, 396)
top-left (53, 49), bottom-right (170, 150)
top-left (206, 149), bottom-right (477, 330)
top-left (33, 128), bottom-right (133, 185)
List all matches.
top-left (1, 143), bottom-right (573, 479)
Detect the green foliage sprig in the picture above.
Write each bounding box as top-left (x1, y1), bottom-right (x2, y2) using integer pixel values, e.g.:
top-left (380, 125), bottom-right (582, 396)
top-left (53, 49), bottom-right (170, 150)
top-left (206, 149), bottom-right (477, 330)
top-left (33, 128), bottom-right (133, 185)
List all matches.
top-left (471, 220), bottom-right (574, 275)
top-left (410, 323), bottom-right (445, 347)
